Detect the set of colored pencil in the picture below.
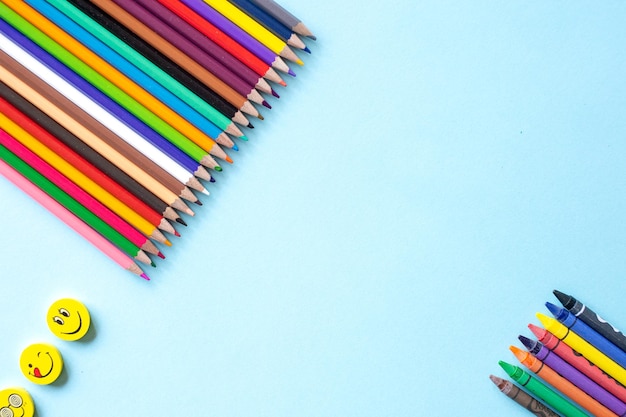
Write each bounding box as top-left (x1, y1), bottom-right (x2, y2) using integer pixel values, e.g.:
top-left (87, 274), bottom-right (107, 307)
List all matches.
top-left (493, 290), bottom-right (626, 417)
top-left (0, 0), bottom-right (315, 279)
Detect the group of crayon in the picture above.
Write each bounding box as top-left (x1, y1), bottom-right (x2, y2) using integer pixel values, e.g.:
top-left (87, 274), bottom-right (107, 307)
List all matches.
top-left (492, 290), bottom-right (626, 417)
top-left (0, 0), bottom-right (315, 279)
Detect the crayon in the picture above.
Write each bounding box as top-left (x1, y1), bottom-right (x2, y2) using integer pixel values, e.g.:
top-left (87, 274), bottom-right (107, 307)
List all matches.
top-left (489, 375), bottom-right (560, 417)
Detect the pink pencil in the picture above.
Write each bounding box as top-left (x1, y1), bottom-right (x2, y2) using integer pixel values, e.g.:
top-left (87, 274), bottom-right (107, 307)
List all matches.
top-left (0, 158), bottom-right (150, 280)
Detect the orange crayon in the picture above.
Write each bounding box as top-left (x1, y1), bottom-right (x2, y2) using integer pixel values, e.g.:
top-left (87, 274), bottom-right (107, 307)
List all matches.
top-left (510, 345), bottom-right (616, 417)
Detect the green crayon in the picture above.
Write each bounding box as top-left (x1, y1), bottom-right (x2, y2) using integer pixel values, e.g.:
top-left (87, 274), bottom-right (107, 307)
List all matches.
top-left (498, 361), bottom-right (589, 417)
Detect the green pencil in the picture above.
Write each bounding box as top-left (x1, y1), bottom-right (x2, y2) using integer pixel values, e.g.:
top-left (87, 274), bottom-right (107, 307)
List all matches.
top-left (45, 0), bottom-right (242, 136)
top-left (499, 361), bottom-right (589, 417)
top-left (0, 2), bottom-right (211, 164)
top-left (0, 143), bottom-right (151, 265)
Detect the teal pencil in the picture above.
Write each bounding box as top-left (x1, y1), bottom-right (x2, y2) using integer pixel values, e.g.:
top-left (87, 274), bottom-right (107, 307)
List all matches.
top-left (499, 361), bottom-right (589, 417)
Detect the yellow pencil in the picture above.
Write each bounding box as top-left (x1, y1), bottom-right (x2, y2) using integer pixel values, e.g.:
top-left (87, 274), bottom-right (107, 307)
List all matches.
top-left (536, 313), bottom-right (626, 387)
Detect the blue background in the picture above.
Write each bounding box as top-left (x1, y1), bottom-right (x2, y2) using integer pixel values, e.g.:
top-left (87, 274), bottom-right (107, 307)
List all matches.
top-left (2, 0), bottom-right (626, 415)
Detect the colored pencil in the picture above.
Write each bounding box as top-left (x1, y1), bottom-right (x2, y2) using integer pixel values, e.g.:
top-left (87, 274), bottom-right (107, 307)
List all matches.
top-left (0, 116), bottom-right (169, 253)
top-left (499, 360), bottom-right (588, 417)
top-left (554, 290), bottom-right (626, 354)
top-left (229, 0), bottom-right (309, 52)
top-left (537, 313), bottom-right (626, 387)
top-left (0, 133), bottom-right (152, 266)
top-left (489, 375), bottom-right (560, 417)
top-left (135, 0), bottom-right (281, 91)
top-left (0, 95), bottom-right (177, 240)
top-left (65, 0), bottom-right (253, 127)
top-left (0, 48), bottom-right (202, 206)
top-left (511, 345), bottom-right (613, 416)
top-left (3, 0), bottom-right (232, 167)
top-left (87, 0), bottom-right (261, 118)
top-left (0, 30), bottom-right (212, 197)
top-left (0, 157), bottom-right (149, 280)
top-left (546, 302), bottom-right (626, 370)
top-left (201, 0), bottom-right (303, 62)
top-left (110, 0), bottom-right (269, 107)
top-left (519, 336), bottom-right (626, 415)
top-left (183, 0), bottom-right (301, 65)
top-left (158, 0), bottom-right (293, 76)
top-left (251, 0), bottom-right (315, 39)
top-left (529, 323), bottom-right (626, 404)
top-left (0, 49), bottom-right (192, 212)
top-left (0, 80), bottom-right (192, 221)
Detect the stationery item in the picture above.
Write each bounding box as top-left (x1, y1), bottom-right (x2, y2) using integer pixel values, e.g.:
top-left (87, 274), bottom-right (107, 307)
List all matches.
top-left (0, 80), bottom-right (192, 221)
top-left (182, 0), bottom-right (301, 64)
top-left (0, 107), bottom-right (173, 247)
top-left (110, 0), bottom-right (269, 106)
top-left (20, 343), bottom-right (63, 385)
top-left (499, 360), bottom-right (589, 417)
top-left (510, 346), bottom-right (614, 416)
top-left (202, 0), bottom-right (305, 59)
top-left (546, 302), bottom-right (626, 370)
top-left (489, 375), bottom-right (560, 417)
top-left (250, 0), bottom-right (316, 39)
top-left (87, 0), bottom-right (261, 118)
top-left (65, 0), bottom-right (253, 127)
top-left (0, 387), bottom-right (35, 417)
top-left (520, 336), bottom-right (626, 415)
top-left (47, 299), bottom-right (91, 341)
top-left (0, 157), bottom-right (149, 279)
top-left (135, 0), bottom-right (280, 92)
top-left (0, 47), bottom-right (200, 207)
top-left (0, 124), bottom-right (166, 256)
top-left (528, 324), bottom-right (626, 404)
top-left (2, 0), bottom-right (232, 167)
top-left (554, 290), bottom-right (626, 354)
top-left (159, 0), bottom-right (293, 76)
top-left (229, 0), bottom-right (309, 52)
top-left (536, 313), bottom-right (626, 387)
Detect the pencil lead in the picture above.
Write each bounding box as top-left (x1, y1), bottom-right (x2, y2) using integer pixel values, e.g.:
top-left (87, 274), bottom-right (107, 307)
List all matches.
top-left (271, 89), bottom-right (280, 98)
top-left (226, 155), bottom-right (234, 164)
top-left (232, 143), bottom-right (239, 151)
top-left (258, 113), bottom-right (265, 121)
top-left (176, 217), bottom-right (188, 226)
top-left (195, 199), bottom-right (203, 206)
top-left (174, 230), bottom-right (181, 237)
top-left (262, 100), bottom-right (272, 109)
top-left (303, 46), bottom-right (311, 54)
top-left (279, 80), bottom-right (287, 87)
top-left (210, 177), bottom-right (216, 183)
top-left (296, 59), bottom-right (304, 66)
top-left (215, 166), bottom-right (223, 172)
top-left (240, 135), bottom-right (249, 141)
top-left (308, 35), bottom-right (317, 41)
top-left (151, 261), bottom-right (157, 268)
top-left (141, 273), bottom-right (150, 281)
top-left (288, 69), bottom-right (296, 77)
top-left (157, 252), bottom-right (166, 259)
top-left (164, 240), bottom-right (173, 247)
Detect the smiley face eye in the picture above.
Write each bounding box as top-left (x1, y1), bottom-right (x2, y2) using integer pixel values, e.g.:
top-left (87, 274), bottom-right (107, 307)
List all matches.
top-left (0, 407), bottom-right (14, 417)
top-left (8, 394), bottom-right (21, 408)
top-left (59, 308), bottom-right (70, 317)
top-left (53, 316), bottom-right (64, 325)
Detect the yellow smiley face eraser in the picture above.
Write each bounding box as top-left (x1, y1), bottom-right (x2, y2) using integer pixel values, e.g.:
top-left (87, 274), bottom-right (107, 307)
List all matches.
top-left (19, 343), bottom-right (63, 385)
top-left (0, 387), bottom-right (35, 417)
top-left (47, 298), bottom-right (91, 341)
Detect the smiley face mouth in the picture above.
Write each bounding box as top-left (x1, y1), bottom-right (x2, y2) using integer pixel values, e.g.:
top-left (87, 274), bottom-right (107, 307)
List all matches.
top-left (61, 311), bottom-right (83, 335)
top-left (30, 352), bottom-right (54, 379)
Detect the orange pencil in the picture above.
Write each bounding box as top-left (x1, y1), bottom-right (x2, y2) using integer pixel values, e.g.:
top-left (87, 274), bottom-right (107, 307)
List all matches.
top-left (510, 346), bottom-right (616, 417)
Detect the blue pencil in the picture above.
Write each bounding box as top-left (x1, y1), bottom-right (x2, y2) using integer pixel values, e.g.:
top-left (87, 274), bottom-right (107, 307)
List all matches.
top-left (546, 302), bottom-right (626, 370)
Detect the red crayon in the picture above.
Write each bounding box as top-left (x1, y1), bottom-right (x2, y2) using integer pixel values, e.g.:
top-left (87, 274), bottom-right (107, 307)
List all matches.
top-left (529, 323), bottom-right (626, 404)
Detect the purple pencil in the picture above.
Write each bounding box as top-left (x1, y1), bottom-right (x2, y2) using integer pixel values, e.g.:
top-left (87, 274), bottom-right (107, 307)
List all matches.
top-left (181, 0), bottom-right (301, 64)
top-left (134, 0), bottom-right (283, 90)
top-left (0, 19), bottom-right (212, 181)
top-left (519, 335), bottom-right (626, 415)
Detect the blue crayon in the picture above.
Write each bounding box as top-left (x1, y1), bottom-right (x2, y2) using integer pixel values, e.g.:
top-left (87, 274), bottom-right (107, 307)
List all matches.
top-left (546, 302), bottom-right (626, 370)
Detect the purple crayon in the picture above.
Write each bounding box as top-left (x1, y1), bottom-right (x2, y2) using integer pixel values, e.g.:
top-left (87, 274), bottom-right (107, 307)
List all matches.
top-left (520, 335), bottom-right (626, 416)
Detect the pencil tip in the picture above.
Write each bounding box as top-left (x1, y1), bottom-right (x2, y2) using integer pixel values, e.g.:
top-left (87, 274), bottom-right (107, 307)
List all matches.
top-left (232, 143), bottom-right (239, 151)
top-left (151, 262), bottom-right (157, 268)
top-left (262, 100), bottom-right (272, 109)
top-left (258, 114), bottom-right (265, 120)
top-left (226, 155), bottom-right (234, 163)
top-left (164, 240), bottom-right (173, 247)
top-left (279, 80), bottom-right (287, 87)
top-left (176, 217), bottom-right (188, 226)
top-left (195, 199), bottom-right (203, 206)
top-left (288, 69), bottom-right (296, 77)
top-left (296, 59), bottom-right (304, 66)
top-left (303, 46), bottom-right (311, 54)
top-left (158, 252), bottom-right (166, 259)
top-left (215, 166), bottom-right (223, 172)
top-left (271, 89), bottom-right (280, 98)
top-left (141, 273), bottom-right (150, 280)
top-left (210, 177), bottom-right (216, 183)
top-left (241, 135), bottom-right (249, 141)
top-left (247, 123), bottom-right (254, 129)
top-left (174, 230), bottom-right (181, 237)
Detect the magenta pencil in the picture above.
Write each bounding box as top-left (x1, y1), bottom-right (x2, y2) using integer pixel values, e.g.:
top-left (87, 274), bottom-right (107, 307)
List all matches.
top-left (0, 158), bottom-right (149, 279)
